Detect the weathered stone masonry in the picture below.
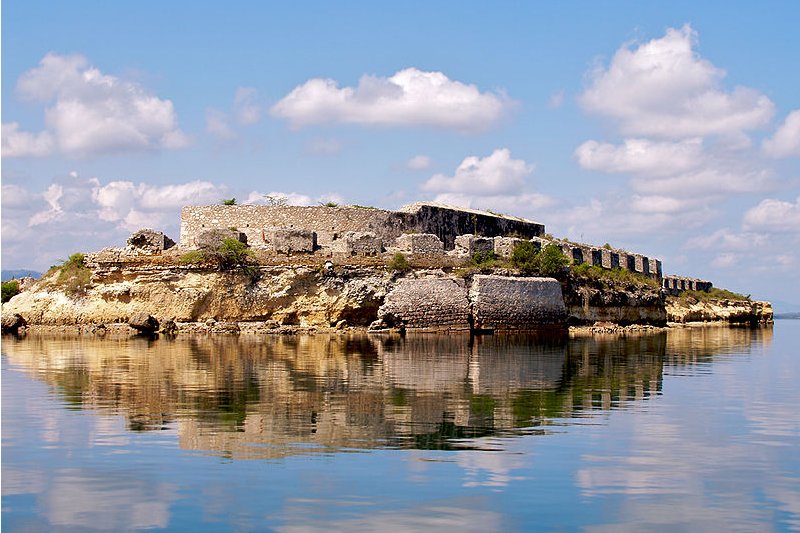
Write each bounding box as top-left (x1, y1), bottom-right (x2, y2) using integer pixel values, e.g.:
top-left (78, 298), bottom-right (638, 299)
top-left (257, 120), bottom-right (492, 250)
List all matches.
top-left (378, 275), bottom-right (566, 331)
top-left (180, 202), bottom-right (545, 252)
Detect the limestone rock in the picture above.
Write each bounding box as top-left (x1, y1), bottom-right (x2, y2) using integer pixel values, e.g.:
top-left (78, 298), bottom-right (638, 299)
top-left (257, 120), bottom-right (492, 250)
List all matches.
top-left (196, 229), bottom-right (247, 250)
top-left (129, 312), bottom-right (159, 333)
top-left (1, 312), bottom-right (27, 334)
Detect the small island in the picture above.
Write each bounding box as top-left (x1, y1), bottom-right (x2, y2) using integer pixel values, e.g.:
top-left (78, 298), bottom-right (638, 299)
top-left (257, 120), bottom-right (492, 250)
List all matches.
top-left (1, 202), bottom-right (772, 336)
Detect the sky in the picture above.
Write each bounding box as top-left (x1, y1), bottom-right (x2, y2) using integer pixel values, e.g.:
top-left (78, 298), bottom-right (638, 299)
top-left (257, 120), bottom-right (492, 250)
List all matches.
top-left (2, 1), bottom-right (799, 305)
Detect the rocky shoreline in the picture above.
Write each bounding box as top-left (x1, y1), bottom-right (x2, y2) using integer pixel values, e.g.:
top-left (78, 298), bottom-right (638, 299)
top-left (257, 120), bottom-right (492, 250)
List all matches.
top-left (1, 253), bottom-right (772, 338)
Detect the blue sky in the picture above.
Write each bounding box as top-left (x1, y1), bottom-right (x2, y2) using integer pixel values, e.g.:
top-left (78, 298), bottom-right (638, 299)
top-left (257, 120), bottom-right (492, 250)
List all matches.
top-left (2, 1), bottom-right (799, 304)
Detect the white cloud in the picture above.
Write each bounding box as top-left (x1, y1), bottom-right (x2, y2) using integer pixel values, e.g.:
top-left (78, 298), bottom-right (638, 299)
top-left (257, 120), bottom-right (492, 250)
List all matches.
top-left (548, 90), bottom-right (564, 109)
top-left (1, 173), bottom-right (227, 270)
top-left (762, 110), bottom-right (800, 158)
top-left (422, 149), bottom-right (533, 195)
top-left (233, 87), bottom-right (261, 125)
top-left (743, 197), bottom-right (800, 232)
top-left (407, 155), bottom-right (432, 170)
top-left (271, 68), bottom-right (510, 131)
top-left (242, 191), bottom-right (344, 207)
top-left (1, 122), bottom-right (54, 157)
top-left (686, 228), bottom-right (769, 251)
top-left (419, 149), bottom-right (553, 217)
top-left (711, 253), bottom-right (738, 268)
top-left (7, 53), bottom-right (188, 157)
top-left (580, 25), bottom-right (773, 138)
top-left (205, 109), bottom-right (235, 140)
top-left (575, 138), bottom-right (705, 177)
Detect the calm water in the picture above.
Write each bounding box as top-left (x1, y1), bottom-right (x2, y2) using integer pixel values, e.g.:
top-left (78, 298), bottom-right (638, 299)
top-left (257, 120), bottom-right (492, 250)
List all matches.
top-left (2, 323), bottom-right (798, 531)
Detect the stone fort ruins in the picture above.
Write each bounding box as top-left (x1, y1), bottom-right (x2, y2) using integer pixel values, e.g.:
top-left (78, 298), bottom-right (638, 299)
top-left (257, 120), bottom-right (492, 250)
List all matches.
top-left (176, 201), bottom-right (708, 291)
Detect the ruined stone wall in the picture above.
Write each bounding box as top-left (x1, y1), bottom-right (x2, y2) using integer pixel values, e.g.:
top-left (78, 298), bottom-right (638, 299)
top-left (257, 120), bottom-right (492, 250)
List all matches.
top-left (552, 240), bottom-right (662, 280)
top-left (180, 205), bottom-right (404, 249)
top-left (470, 275), bottom-right (566, 329)
top-left (180, 203), bottom-right (546, 251)
top-left (662, 276), bottom-right (713, 296)
top-left (377, 278), bottom-right (471, 329)
top-left (401, 203), bottom-right (545, 248)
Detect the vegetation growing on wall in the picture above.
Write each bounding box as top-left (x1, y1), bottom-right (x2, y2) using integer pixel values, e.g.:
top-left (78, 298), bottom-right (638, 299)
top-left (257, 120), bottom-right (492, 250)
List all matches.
top-left (571, 263), bottom-right (659, 290)
top-left (388, 253), bottom-right (411, 272)
top-left (509, 242), bottom-right (569, 277)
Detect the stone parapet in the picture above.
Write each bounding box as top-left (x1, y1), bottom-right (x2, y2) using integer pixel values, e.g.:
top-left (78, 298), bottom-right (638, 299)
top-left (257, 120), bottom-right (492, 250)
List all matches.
top-left (493, 237), bottom-right (526, 258)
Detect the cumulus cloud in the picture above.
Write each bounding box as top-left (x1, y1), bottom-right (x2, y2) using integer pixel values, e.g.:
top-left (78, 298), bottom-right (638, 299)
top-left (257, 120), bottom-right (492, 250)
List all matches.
top-left (422, 149), bottom-right (533, 195)
top-left (271, 68), bottom-right (510, 131)
top-left (242, 191), bottom-right (344, 206)
top-left (743, 197), bottom-right (800, 232)
top-left (205, 109), bottom-right (235, 140)
top-left (686, 228), bottom-right (770, 251)
top-left (1, 122), bottom-right (54, 157)
top-left (1, 173), bottom-right (226, 270)
top-left (3, 53), bottom-right (188, 158)
top-left (233, 87), bottom-right (261, 125)
top-left (407, 155), bottom-right (432, 170)
top-left (580, 25), bottom-right (774, 138)
top-left (420, 149), bottom-right (553, 216)
top-left (762, 110), bottom-right (800, 158)
top-left (575, 138), bottom-right (705, 178)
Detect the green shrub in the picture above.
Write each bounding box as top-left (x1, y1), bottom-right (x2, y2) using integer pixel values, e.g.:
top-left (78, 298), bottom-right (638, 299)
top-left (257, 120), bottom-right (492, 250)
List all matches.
top-left (320, 201), bottom-right (339, 207)
top-left (222, 198), bottom-right (237, 205)
top-left (180, 239), bottom-right (257, 273)
top-left (538, 244), bottom-right (569, 277)
top-left (389, 253), bottom-right (411, 272)
top-left (180, 250), bottom-right (206, 265)
top-left (56, 252), bottom-right (92, 296)
top-left (680, 288), bottom-right (750, 302)
top-left (571, 264), bottom-right (659, 289)
top-left (470, 250), bottom-right (498, 268)
top-left (510, 241), bottom-right (540, 273)
top-left (2, 280), bottom-right (20, 303)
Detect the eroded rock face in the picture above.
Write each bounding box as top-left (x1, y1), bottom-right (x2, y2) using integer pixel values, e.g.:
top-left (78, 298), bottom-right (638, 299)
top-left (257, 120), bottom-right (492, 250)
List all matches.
top-left (666, 298), bottom-right (773, 324)
top-left (1, 312), bottom-right (27, 334)
top-left (129, 312), bottom-right (159, 333)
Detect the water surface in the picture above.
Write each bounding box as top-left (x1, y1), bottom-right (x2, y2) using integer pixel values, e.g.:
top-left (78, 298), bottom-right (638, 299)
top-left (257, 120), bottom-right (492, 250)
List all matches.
top-left (3, 323), bottom-right (798, 531)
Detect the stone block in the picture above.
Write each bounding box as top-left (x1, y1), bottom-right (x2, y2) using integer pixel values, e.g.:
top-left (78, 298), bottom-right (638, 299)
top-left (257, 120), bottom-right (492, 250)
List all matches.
top-left (649, 258), bottom-right (662, 278)
top-left (330, 231), bottom-right (382, 256)
top-left (196, 229), bottom-right (247, 250)
top-left (455, 234), bottom-right (495, 255)
top-left (127, 229), bottom-right (176, 254)
top-left (493, 236), bottom-right (526, 258)
top-left (261, 228), bottom-right (316, 253)
top-left (395, 233), bottom-right (444, 255)
top-left (470, 275), bottom-right (566, 329)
